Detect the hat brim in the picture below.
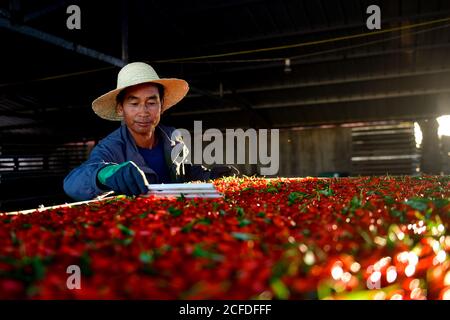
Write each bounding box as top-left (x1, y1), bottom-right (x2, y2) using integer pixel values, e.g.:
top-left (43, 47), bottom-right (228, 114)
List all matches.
top-left (92, 79), bottom-right (189, 121)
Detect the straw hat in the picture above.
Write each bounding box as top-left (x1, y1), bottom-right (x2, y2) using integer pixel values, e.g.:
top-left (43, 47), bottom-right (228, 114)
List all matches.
top-left (92, 62), bottom-right (189, 121)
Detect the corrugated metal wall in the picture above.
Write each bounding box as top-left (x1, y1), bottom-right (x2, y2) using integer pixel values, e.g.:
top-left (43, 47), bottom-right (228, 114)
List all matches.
top-left (0, 142), bottom-right (92, 211)
top-left (351, 123), bottom-right (420, 176)
top-left (277, 127), bottom-right (352, 177)
top-left (209, 127), bottom-right (352, 178)
top-left (187, 126), bottom-right (353, 178)
top-left (228, 123), bottom-right (420, 178)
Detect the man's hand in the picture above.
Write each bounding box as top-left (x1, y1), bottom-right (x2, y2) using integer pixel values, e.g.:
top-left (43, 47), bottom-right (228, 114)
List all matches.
top-left (97, 161), bottom-right (149, 196)
top-left (210, 165), bottom-right (240, 179)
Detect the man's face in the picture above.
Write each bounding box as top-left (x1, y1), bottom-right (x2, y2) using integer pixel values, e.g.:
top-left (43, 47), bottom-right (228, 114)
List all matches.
top-left (117, 83), bottom-right (162, 135)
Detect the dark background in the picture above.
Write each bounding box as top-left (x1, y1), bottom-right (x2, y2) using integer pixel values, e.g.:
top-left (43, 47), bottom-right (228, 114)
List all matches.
top-left (1, 0), bottom-right (449, 211)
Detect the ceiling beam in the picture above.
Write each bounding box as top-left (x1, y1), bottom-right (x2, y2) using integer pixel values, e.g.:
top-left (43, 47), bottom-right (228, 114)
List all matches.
top-left (165, 96), bottom-right (445, 130)
top-left (23, 0), bottom-right (70, 23)
top-left (0, 17), bottom-right (125, 67)
top-left (189, 42), bottom-right (450, 76)
top-left (0, 110), bottom-right (38, 119)
top-left (188, 85), bottom-right (271, 128)
top-left (172, 87), bottom-right (450, 116)
top-left (204, 10), bottom-right (450, 48)
top-left (188, 67), bottom-right (450, 98)
top-left (0, 9), bottom-right (10, 18)
top-left (253, 88), bottom-right (450, 110)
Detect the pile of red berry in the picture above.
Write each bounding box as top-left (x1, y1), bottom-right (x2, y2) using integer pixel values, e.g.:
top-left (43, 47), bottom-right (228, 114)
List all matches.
top-left (0, 176), bottom-right (449, 299)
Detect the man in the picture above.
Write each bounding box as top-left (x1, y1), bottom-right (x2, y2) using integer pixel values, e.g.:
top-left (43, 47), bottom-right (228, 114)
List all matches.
top-left (64, 62), bottom-right (238, 201)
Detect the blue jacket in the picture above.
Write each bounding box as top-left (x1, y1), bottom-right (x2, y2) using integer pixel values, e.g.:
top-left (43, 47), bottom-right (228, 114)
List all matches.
top-left (63, 124), bottom-right (211, 201)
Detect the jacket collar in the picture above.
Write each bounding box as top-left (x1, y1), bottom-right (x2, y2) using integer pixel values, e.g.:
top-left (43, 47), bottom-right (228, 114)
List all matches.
top-left (119, 123), bottom-right (176, 148)
top-left (120, 123), bottom-right (181, 180)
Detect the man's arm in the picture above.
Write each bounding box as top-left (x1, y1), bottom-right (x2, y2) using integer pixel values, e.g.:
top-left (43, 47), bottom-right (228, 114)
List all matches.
top-left (63, 142), bottom-right (119, 201)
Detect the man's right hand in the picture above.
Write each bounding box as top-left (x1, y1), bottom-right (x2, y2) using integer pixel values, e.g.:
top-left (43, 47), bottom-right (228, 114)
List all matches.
top-left (97, 161), bottom-right (149, 196)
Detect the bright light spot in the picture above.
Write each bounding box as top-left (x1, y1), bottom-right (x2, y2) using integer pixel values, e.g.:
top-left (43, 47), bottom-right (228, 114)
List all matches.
top-left (397, 251), bottom-right (409, 263)
top-left (410, 288), bottom-right (424, 300)
top-left (444, 271), bottom-right (450, 286)
top-left (432, 227), bottom-right (438, 236)
top-left (374, 257), bottom-right (391, 271)
top-left (390, 294), bottom-right (403, 300)
top-left (304, 251), bottom-right (315, 266)
top-left (414, 122), bottom-right (423, 147)
top-left (350, 262), bottom-right (361, 273)
top-left (341, 272), bottom-right (352, 283)
top-left (388, 231), bottom-right (397, 242)
top-left (370, 271), bottom-right (382, 283)
top-left (437, 115), bottom-right (450, 137)
top-left (386, 266), bottom-right (397, 283)
top-left (432, 240), bottom-right (441, 253)
top-left (433, 257), bottom-right (440, 265)
top-left (345, 218), bottom-right (350, 223)
top-left (257, 290), bottom-right (273, 300)
top-left (409, 279), bottom-right (420, 290)
top-left (373, 262), bottom-right (381, 271)
top-left (288, 236), bottom-right (295, 244)
top-left (332, 224), bottom-right (337, 231)
top-left (434, 250), bottom-right (447, 264)
top-left (367, 277), bottom-right (380, 290)
top-left (373, 291), bottom-right (386, 300)
top-left (369, 225), bottom-right (376, 232)
top-left (409, 221), bottom-right (427, 235)
top-left (298, 244), bottom-right (308, 253)
top-left (442, 287), bottom-right (450, 300)
top-left (405, 264), bottom-right (416, 277)
top-left (438, 224), bottom-right (445, 233)
top-left (407, 252), bottom-right (419, 266)
top-left (331, 262), bottom-right (344, 280)
top-left (374, 236), bottom-right (387, 247)
top-left (397, 231), bottom-right (405, 241)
